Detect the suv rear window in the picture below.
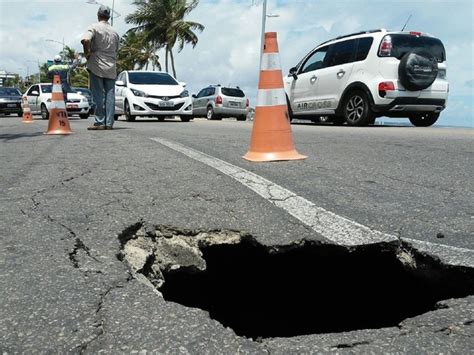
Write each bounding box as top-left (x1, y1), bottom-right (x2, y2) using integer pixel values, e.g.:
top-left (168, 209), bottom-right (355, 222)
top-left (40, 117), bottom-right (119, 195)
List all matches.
top-left (355, 37), bottom-right (374, 61)
top-left (221, 88), bottom-right (245, 97)
top-left (326, 39), bottom-right (356, 66)
top-left (380, 34), bottom-right (446, 62)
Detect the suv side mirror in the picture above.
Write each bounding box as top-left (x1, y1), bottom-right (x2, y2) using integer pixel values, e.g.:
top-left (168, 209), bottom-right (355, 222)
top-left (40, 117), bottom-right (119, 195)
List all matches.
top-left (289, 67), bottom-right (298, 80)
top-left (115, 80), bottom-right (125, 87)
top-left (31, 90), bottom-right (39, 96)
top-left (179, 81), bottom-right (187, 87)
top-left (192, 94), bottom-right (197, 98)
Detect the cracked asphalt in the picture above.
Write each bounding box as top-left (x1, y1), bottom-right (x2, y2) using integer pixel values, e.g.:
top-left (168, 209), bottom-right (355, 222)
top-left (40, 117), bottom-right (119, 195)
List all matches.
top-left (1, 116), bottom-right (473, 353)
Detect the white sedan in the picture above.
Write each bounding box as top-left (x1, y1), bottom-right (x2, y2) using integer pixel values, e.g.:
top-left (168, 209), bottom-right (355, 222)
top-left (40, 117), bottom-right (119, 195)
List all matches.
top-left (23, 83), bottom-right (90, 120)
top-left (114, 71), bottom-right (193, 122)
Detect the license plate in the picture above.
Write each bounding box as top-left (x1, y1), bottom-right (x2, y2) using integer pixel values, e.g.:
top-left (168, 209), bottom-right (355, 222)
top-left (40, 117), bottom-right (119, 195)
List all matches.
top-left (229, 101), bottom-right (240, 107)
top-left (7, 103), bottom-right (16, 107)
top-left (158, 101), bottom-right (174, 107)
top-left (67, 104), bottom-right (78, 108)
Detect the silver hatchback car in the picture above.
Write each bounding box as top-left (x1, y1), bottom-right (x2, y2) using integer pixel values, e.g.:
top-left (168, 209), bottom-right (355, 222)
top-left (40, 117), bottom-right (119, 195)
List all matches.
top-left (192, 85), bottom-right (249, 121)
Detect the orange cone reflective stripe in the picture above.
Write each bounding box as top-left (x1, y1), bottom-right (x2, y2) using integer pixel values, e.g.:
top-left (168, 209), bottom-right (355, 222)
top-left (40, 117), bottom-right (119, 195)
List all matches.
top-left (243, 32), bottom-right (306, 162)
top-left (44, 75), bottom-right (72, 135)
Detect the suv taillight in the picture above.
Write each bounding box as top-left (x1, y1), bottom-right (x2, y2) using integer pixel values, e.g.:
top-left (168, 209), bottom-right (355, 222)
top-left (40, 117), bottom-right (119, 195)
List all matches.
top-left (379, 35), bottom-right (392, 57)
top-left (378, 81), bottom-right (395, 97)
top-left (246, 98), bottom-right (249, 107)
top-left (215, 95), bottom-right (223, 105)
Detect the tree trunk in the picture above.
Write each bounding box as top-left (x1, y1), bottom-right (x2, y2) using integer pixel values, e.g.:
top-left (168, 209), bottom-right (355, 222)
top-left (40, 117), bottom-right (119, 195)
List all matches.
top-left (170, 48), bottom-right (176, 78)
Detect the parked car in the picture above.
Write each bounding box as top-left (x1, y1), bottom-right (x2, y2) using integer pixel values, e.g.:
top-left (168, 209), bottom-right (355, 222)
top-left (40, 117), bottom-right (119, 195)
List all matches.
top-left (114, 70), bottom-right (192, 122)
top-left (284, 29), bottom-right (448, 126)
top-left (192, 85), bottom-right (249, 121)
top-left (0, 87), bottom-right (23, 116)
top-left (73, 87), bottom-right (96, 115)
top-left (23, 83), bottom-right (90, 120)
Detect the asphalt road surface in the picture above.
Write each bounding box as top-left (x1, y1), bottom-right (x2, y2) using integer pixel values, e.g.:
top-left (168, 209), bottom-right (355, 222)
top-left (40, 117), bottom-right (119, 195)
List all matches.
top-left (1, 115), bottom-right (473, 353)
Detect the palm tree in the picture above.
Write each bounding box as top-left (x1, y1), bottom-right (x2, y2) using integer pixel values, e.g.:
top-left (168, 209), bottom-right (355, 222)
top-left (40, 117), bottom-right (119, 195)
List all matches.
top-left (61, 46), bottom-right (79, 63)
top-left (126, 0), bottom-right (204, 78)
top-left (117, 30), bottom-right (162, 72)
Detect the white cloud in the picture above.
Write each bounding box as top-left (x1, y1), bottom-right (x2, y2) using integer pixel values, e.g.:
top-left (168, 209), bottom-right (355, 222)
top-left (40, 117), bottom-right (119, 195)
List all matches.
top-left (0, 0), bottom-right (472, 126)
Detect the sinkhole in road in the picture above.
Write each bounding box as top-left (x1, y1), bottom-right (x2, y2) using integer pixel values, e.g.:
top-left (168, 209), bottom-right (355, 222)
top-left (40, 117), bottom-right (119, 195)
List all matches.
top-left (119, 225), bottom-right (474, 340)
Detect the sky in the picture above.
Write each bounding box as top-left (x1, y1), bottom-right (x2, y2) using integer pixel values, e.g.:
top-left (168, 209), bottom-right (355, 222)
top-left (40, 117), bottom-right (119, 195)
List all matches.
top-left (0, 0), bottom-right (472, 127)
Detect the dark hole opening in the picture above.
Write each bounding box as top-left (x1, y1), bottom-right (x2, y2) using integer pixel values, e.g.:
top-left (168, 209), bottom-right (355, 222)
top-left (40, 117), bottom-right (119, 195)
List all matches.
top-left (158, 240), bottom-right (474, 339)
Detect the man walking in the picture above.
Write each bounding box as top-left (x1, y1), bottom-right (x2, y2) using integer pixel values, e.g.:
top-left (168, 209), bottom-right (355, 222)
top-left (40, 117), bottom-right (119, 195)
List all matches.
top-left (81, 5), bottom-right (120, 130)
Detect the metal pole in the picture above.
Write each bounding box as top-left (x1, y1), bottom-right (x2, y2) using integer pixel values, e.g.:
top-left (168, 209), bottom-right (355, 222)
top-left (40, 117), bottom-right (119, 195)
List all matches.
top-left (260, 0), bottom-right (267, 67)
top-left (37, 60), bottom-right (41, 83)
top-left (111, 0), bottom-right (115, 26)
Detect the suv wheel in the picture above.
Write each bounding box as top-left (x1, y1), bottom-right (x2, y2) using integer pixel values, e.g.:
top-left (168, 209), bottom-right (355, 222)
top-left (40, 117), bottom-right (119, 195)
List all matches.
top-left (236, 115), bottom-right (246, 121)
top-left (180, 116), bottom-right (190, 122)
top-left (399, 51), bottom-right (438, 91)
top-left (41, 104), bottom-right (49, 120)
top-left (207, 106), bottom-right (217, 120)
top-left (409, 112), bottom-right (440, 127)
top-left (79, 113), bottom-right (89, 119)
top-left (124, 101), bottom-right (136, 122)
top-left (342, 90), bottom-right (374, 126)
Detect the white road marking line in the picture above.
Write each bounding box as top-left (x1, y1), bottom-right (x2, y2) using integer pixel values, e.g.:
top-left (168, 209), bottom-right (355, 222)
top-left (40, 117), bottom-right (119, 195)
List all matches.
top-left (151, 138), bottom-right (474, 267)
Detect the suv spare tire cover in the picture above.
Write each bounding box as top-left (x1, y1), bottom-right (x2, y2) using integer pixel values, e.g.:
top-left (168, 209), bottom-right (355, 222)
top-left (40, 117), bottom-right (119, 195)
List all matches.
top-left (398, 51), bottom-right (438, 91)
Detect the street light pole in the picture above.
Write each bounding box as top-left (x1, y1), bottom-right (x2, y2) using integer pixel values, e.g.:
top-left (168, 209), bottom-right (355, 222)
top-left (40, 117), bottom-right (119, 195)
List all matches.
top-left (111, 0), bottom-right (115, 26)
top-left (259, 0), bottom-right (279, 67)
top-left (46, 38), bottom-right (65, 59)
top-left (260, 0), bottom-right (267, 67)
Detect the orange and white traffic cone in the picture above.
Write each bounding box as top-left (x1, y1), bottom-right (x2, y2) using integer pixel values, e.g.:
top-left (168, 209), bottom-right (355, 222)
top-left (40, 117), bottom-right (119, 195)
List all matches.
top-left (243, 32), bottom-right (306, 162)
top-left (21, 96), bottom-right (34, 123)
top-left (44, 75), bottom-right (72, 135)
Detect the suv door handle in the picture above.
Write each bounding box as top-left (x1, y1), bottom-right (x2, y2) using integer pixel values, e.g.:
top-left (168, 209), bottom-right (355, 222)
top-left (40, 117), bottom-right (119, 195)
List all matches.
top-left (310, 75), bottom-right (317, 84)
top-left (337, 69), bottom-right (346, 78)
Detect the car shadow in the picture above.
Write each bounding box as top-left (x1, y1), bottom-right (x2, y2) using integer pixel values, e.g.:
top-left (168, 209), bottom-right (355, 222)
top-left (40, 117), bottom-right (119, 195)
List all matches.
top-left (291, 121), bottom-right (410, 128)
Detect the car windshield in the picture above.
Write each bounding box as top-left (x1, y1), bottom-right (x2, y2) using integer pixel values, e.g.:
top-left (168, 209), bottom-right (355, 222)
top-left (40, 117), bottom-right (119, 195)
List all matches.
top-left (41, 85), bottom-right (52, 93)
top-left (128, 72), bottom-right (178, 85)
top-left (0, 88), bottom-right (21, 96)
top-left (385, 34), bottom-right (446, 62)
top-left (221, 88), bottom-right (245, 97)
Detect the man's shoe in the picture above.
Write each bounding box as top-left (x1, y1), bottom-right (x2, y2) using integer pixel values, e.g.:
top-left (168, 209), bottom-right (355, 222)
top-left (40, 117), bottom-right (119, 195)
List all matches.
top-left (105, 126), bottom-right (113, 130)
top-left (87, 125), bottom-right (106, 130)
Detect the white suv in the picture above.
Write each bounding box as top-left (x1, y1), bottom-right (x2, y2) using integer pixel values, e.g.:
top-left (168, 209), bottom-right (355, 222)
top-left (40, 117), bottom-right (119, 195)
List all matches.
top-left (284, 29), bottom-right (448, 126)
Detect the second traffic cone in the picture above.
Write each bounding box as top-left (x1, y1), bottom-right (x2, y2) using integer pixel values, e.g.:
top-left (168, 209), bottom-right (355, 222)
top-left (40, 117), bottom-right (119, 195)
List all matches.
top-left (21, 96), bottom-right (34, 123)
top-left (45, 75), bottom-right (72, 135)
top-left (244, 32), bottom-right (306, 162)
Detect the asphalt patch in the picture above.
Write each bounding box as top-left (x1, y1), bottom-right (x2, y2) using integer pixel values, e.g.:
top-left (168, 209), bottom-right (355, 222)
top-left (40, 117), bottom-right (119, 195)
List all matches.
top-left (118, 223), bottom-right (474, 340)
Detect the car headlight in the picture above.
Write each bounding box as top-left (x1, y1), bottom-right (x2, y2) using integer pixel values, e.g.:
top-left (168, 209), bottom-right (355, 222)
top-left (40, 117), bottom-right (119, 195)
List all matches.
top-left (179, 90), bottom-right (189, 98)
top-left (131, 88), bottom-right (147, 97)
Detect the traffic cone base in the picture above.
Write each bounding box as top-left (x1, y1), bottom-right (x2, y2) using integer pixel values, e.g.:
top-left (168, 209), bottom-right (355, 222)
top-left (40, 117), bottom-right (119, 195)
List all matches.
top-left (244, 32), bottom-right (306, 162)
top-left (45, 76), bottom-right (72, 135)
top-left (21, 97), bottom-right (34, 123)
